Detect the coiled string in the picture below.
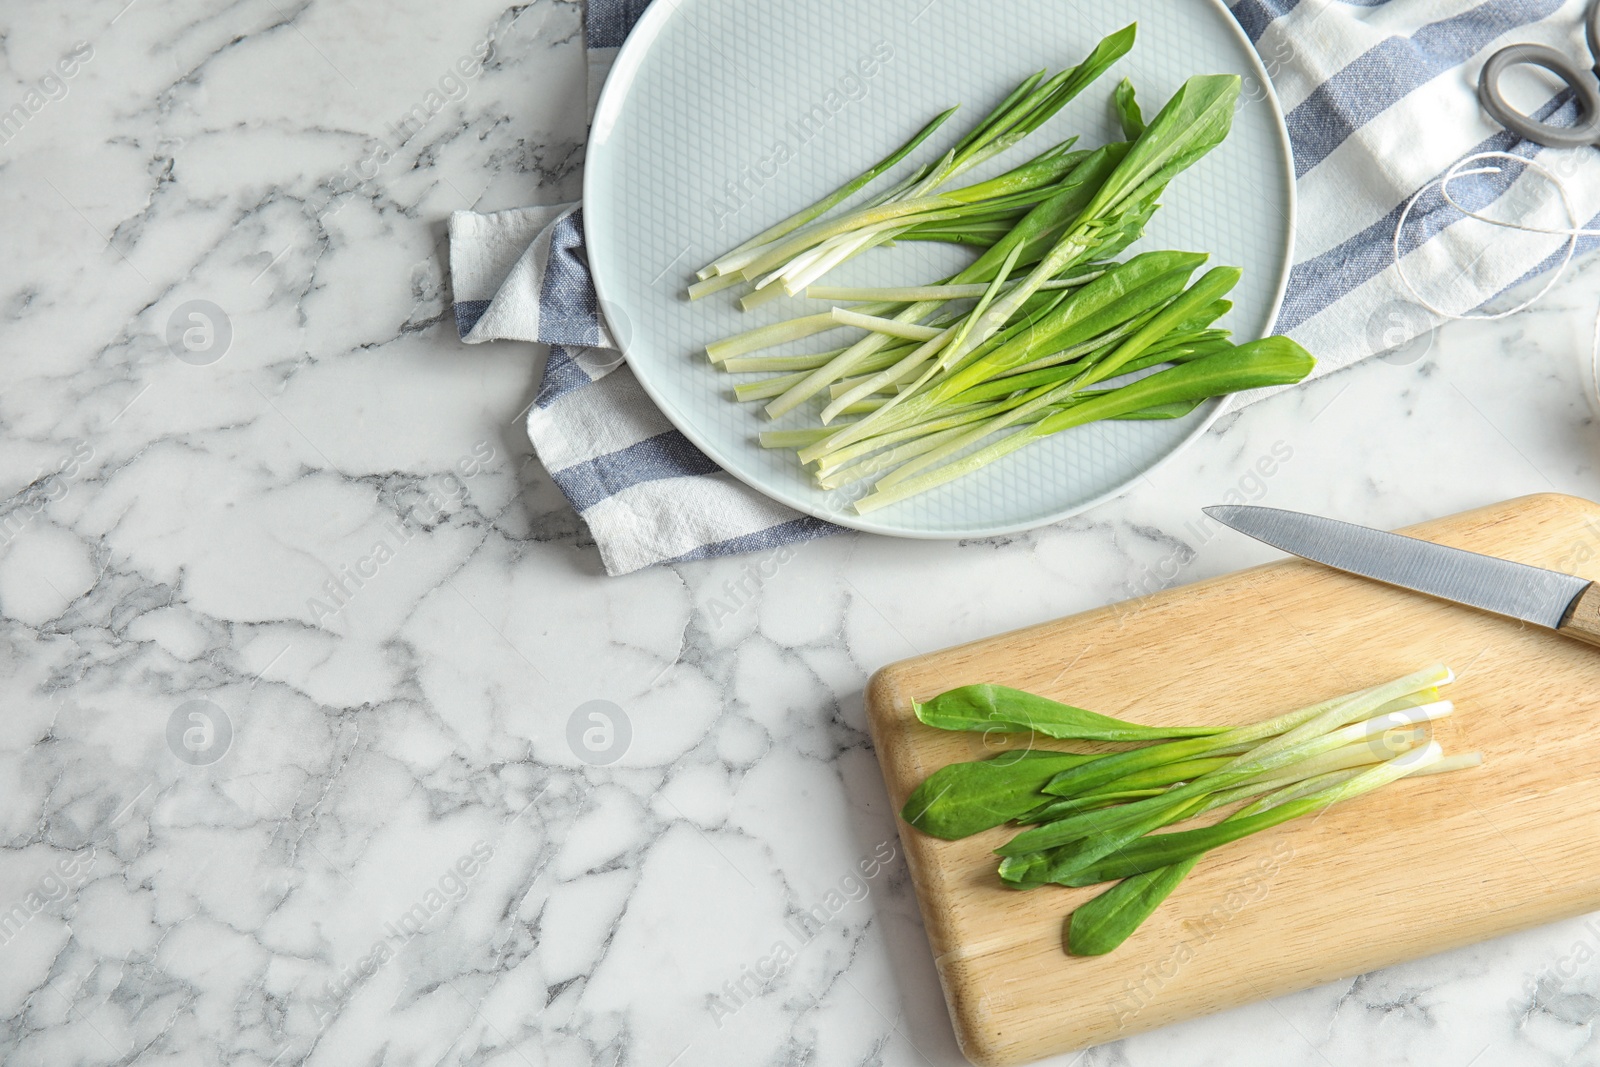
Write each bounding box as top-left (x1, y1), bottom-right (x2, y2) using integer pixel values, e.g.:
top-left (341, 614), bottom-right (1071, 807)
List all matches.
top-left (1392, 150), bottom-right (1600, 405)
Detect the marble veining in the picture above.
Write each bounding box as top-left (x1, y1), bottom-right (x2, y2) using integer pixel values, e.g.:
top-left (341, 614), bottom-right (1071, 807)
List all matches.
top-left (5, 1), bottom-right (1600, 1064)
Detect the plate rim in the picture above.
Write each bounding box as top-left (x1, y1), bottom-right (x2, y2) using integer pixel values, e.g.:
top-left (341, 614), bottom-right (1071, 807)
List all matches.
top-left (584, 0), bottom-right (1297, 541)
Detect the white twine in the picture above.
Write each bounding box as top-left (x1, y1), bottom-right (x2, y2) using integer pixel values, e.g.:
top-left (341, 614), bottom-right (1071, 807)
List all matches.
top-left (1392, 149), bottom-right (1600, 407)
top-left (1391, 151), bottom-right (1599, 321)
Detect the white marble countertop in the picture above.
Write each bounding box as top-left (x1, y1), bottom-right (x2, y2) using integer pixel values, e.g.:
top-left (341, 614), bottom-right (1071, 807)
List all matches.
top-left (6, 2), bottom-right (1600, 1065)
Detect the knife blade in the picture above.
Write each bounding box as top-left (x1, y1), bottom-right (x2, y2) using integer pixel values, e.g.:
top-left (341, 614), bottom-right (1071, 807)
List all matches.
top-left (1203, 504), bottom-right (1600, 644)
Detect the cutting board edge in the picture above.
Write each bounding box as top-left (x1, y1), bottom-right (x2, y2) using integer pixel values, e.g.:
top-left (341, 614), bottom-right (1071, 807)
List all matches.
top-left (936, 875), bottom-right (1600, 1067)
top-left (866, 666), bottom-right (960, 951)
top-left (864, 492), bottom-right (1600, 1067)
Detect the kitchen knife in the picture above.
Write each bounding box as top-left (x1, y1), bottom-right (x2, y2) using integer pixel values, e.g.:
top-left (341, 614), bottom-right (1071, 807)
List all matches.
top-left (1203, 504), bottom-right (1600, 647)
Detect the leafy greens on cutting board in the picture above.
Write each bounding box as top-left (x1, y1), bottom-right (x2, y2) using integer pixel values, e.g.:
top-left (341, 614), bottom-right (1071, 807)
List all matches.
top-left (901, 668), bottom-right (1481, 955)
top-left (862, 495), bottom-right (1600, 1064)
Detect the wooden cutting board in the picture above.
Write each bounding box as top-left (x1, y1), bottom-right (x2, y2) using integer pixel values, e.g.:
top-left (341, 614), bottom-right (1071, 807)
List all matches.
top-left (866, 494), bottom-right (1600, 1066)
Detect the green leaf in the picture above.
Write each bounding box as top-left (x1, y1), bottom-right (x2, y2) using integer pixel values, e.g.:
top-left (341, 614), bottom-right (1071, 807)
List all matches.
top-left (1050, 262), bottom-right (1206, 351)
top-left (954, 144), bottom-right (1129, 285)
top-left (998, 844), bottom-right (1074, 888)
top-left (984, 25), bottom-right (1138, 149)
top-left (995, 789), bottom-right (1203, 856)
top-left (1042, 736), bottom-right (1223, 798)
top-left (913, 683), bottom-right (1228, 741)
top-left (1027, 755), bottom-right (1233, 825)
top-left (950, 24), bottom-right (1136, 178)
top-left (1019, 251), bottom-right (1207, 347)
top-left (1067, 856), bottom-right (1199, 955)
top-left (1102, 754), bottom-right (1233, 791)
top-left (1030, 335), bottom-right (1315, 436)
top-left (1164, 299), bottom-right (1232, 337)
top-left (1113, 78), bottom-right (1145, 139)
top-left (1075, 266), bottom-right (1242, 388)
top-left (1060, 743), bottom-right (1444, 886)
top-left (871, 77), bottom-right (1242, 417)
top-left (949, 71), bottom-right (1046, 161)
top-left (987, 747), bottom-right (1091, 762)
top-left (700, 105), bottom-right (959, 269)
top-left (1017, 788), bottom-right (1168, 823)
top-left (946, 141), bottom-right (1086, 204)
top-left (927, 251), bottom-right (1209, 405)
top-left (1081, 74), bottom-right (1241, 222)
top-left (1037, 793), bottom-right (1211, 883)
top-left (1110, 398), bottom-right (1206, 420)
top-left (900, 751), bottom-right (1094, 839)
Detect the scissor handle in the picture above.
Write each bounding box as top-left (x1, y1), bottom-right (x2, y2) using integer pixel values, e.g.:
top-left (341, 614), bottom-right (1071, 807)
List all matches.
top-left (1478, 42), bottom-right (1600, 149)
top-left (1589, 0), bottom-right (1600, 68)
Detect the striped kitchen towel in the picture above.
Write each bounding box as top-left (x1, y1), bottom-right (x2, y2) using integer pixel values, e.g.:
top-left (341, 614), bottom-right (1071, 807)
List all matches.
top-left (1235, 0), bottom-right (1600, 390)
top-left (449, 0), bottom-right (1600, 575)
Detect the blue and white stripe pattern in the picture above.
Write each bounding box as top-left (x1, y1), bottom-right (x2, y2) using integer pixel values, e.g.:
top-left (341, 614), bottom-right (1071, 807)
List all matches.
top-left (449, 0), bottom-right (1600, 574)
top-left (449, 199), bottom-right (837, 575)
top-left (1241, 0), bottom-right (1600, 373)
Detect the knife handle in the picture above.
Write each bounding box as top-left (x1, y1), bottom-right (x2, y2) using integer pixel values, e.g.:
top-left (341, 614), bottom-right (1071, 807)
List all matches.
top-left (1560, 584), bottom-right (1600, 647)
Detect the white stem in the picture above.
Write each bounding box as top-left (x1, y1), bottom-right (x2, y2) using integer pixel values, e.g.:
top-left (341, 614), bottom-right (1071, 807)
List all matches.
top-left (815, 425), bottom-right (977, 489)
top-left (733, 372), bottom-right (809, 402)
top-left (783, 227), bottom-right (904, 293)
top-left (738, 283), bottom-right (791, 311)
top-left (720, 347), bottom-right (848, 373)
top-left (819, 326), bottom-right (958, 426)
top-left (805, 275), bottom-right (1100, 303)
top-left (829, 308), bottom-right (943, 340)
top-left (760, 425), bottom-right (852, 449)
top-left (686, 271), bottom-right (746, 301)
top-left (751, 216), bottom-right (926, 291)
top-left (1326, 700), bottom-right (1453, 746)
top-left (705, 312), bottom-right (839, 363)
top-left (1407, 752), bottom-right (1483, 776)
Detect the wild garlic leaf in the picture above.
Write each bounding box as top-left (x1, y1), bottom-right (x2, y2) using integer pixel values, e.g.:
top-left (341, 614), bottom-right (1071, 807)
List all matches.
top-left (1113, 78), bottom-right (1145, 139)
top-left (899, 751), bottom-right (1094, 840)
top-left (1067, 857), bottom-right (1199, 955)
top-left (914, 683), bottom-right (1227, 742)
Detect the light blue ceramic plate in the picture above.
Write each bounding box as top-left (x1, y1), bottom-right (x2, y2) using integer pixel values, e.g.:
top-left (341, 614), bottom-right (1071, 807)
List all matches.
top-left (585, 0), bottom-right (1294, 539)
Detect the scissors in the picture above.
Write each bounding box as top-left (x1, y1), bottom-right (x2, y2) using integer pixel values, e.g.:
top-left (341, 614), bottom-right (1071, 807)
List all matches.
top-left (1478, 0), bottom-right (1600, 148)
